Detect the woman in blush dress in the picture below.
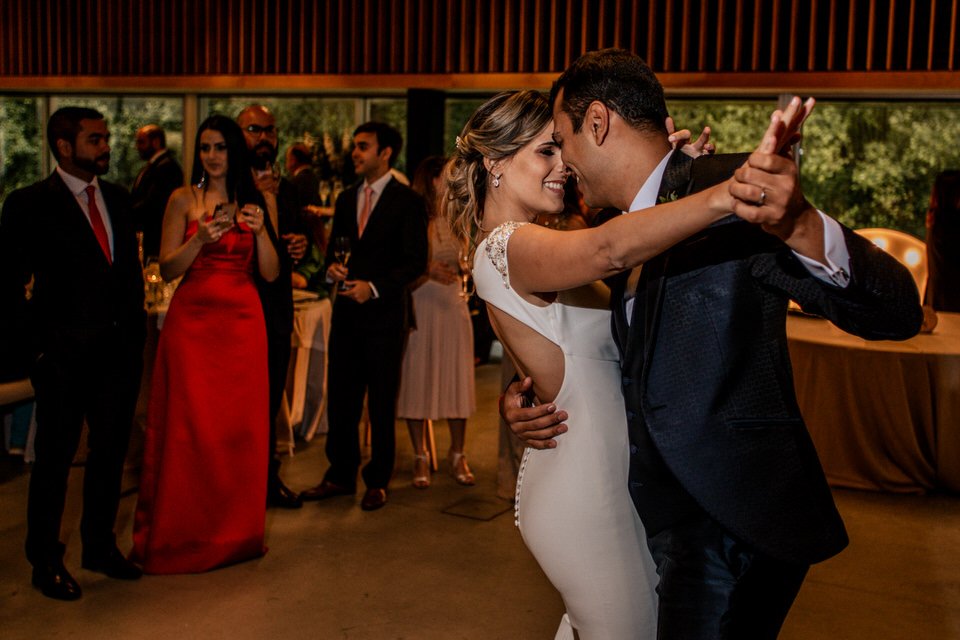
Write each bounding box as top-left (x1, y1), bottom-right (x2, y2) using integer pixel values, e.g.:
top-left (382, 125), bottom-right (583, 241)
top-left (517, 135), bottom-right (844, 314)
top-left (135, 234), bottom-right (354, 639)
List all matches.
top-left (444, 90), bottom-right (809, 638)
top-left (131, 115), bottom-right (279, 574)
top-left (396, 156), bottom-right (477, 488)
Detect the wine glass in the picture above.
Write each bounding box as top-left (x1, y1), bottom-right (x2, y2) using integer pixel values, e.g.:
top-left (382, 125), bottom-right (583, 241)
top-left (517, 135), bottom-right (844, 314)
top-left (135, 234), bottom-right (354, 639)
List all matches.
top-left (333, 236), bottom-right (351, 291)
top-left (458, 246), bottom-right (475, 299)
top-left (318, 181), bottom-right (332, 206)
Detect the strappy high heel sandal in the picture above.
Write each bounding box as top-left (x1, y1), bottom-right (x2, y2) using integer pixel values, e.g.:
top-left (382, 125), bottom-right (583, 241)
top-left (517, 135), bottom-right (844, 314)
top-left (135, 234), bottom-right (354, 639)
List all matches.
top-left (448, 451), bottom-right (476, 486)
top-left (412, 453), bottom-right (431, 489)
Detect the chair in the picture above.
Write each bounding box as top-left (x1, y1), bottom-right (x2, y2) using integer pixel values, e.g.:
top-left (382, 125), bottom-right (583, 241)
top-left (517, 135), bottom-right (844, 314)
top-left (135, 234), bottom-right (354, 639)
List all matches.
top-left (854, 228), bottom-right (928, 295)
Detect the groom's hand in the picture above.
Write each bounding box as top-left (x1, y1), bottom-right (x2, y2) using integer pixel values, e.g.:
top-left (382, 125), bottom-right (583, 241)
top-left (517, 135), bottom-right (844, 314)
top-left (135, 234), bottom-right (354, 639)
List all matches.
top-left (500, 377), bottom-right (568, 449)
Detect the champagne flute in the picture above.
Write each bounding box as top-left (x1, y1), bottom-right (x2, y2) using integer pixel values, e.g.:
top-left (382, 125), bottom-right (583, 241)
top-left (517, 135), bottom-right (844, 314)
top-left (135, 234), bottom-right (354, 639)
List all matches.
top-left (319, 180), bottom-right (332, 206)
top-left (458, 246), bottom-right (475, 299)
top-left (333, 236), bottom-right (351, 291)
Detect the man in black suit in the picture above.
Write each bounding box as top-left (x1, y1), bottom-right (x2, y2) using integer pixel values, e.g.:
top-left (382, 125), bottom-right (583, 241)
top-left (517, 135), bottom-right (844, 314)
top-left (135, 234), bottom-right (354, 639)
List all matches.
top-left (505, 50), bottom-right (922, 638)
top-left (131, 124), bottom-right (183, 260)
top-left (301, 122), bottom-right (427, 511)
top-left (237, 104), bottom-right (309, 509)
top-left (0, 107), bottom-right (146, 600)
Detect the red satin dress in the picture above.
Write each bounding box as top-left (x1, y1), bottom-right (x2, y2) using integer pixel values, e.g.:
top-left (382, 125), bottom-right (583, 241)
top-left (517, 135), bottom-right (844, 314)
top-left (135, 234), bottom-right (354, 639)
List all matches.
top-left (132, 219), bottom-right (269, 574)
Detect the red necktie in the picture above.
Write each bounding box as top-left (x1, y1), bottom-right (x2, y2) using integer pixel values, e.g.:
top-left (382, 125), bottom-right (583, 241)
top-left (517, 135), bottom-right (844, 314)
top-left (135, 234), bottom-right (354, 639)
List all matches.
top-left (358, 186), bottom-right (373, 237)
top-left (85, 185), bottom-right (112, 264)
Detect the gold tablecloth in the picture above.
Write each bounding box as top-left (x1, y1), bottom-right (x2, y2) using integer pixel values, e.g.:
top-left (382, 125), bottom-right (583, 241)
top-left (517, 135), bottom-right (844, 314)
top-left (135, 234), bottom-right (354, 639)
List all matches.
top-left (787, 312), bottom-right (960, 493)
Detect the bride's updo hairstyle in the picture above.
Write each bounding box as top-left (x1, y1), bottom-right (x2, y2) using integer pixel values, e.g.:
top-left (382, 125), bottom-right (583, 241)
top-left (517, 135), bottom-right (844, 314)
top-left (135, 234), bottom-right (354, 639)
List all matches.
top-left (443, 89), bottom-right (553, 251)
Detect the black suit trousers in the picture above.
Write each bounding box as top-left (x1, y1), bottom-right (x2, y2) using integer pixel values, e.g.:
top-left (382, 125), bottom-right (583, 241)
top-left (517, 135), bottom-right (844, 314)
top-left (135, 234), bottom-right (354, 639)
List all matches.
top-left (323, 302), bottom-right (406, 490)
top-left (647, 514), bottom-right (809, 640)
top-left (25, 332), bottom-right (142, 565)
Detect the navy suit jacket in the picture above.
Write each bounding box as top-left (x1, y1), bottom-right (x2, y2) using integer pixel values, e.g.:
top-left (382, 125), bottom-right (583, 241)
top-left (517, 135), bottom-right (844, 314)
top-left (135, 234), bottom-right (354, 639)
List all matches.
top-left (613, 151), bottom-right (923, 565)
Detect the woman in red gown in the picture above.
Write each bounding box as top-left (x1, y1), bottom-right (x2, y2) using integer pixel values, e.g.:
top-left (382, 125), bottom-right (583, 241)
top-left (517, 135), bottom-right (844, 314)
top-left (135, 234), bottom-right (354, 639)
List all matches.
top-left (131, 115), bottom-right (279, 574)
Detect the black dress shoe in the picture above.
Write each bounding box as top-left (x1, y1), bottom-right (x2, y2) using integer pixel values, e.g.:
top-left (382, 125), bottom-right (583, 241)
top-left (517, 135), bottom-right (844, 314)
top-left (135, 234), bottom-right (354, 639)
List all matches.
top-left (81, 547), bottom-right (143, 580)
top-left (32, 562), bottom-right (82, 601)
top-left (267, 480), bottom-right (304, 509)
top-left (360, 488), bottom-right (388, 511)
top-left (301, 480), bottom-right (355, 501)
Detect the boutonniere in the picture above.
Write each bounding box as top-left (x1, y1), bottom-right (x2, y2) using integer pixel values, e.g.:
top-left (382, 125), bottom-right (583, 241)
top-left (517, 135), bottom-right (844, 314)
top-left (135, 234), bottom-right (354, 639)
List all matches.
top-left (657, 191), bottom-right (679, 205)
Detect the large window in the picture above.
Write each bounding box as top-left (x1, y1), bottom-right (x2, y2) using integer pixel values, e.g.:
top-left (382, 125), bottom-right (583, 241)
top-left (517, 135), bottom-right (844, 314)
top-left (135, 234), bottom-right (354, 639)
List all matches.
top-left (801, 101), bottom-right (960, 238)
top-left (667, 99), bottom-right (771, 154)
top-left (3, 93), bottom-right (959, 240)
top-left (49, 95), bottom-right (183, 189)
top-left (0, 96), bottom-right (42, 202)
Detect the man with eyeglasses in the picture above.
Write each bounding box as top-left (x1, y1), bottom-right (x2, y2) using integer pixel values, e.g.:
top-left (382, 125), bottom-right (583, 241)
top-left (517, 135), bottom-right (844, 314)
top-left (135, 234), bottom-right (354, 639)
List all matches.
top-left (237, 104), bottom-right (309, 510)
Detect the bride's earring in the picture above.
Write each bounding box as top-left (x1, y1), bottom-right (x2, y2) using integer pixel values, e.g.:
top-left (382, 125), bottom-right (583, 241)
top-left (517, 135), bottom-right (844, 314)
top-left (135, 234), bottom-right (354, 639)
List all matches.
top-left (196, 170), bottom-right (208, 189)
top-left (493, 173), bottom-right (501, 188)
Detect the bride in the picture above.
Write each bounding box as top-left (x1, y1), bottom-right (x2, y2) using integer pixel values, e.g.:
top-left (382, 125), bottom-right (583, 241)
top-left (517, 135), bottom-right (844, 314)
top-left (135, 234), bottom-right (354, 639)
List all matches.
top-left (443, 90), bottom-right (809, 638)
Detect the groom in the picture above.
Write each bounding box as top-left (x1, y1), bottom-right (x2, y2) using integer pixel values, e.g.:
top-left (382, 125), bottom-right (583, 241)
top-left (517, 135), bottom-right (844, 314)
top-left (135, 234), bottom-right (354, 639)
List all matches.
top-left (504, 49), bottom-right (922, 638)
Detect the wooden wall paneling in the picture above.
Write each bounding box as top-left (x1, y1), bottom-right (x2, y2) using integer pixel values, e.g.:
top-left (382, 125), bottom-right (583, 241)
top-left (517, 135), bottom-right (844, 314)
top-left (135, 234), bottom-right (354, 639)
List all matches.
top-left (950, 0), bottom-right (958, 70)
top-left (866, 0), bottom-right (876, 71)
top-left (906, 0), bottom-right (916, 69)
top-left (663, 0), bottom-right (674, 70)
top-left (648, 0), bottom-right (657, 69)
top-left (750, 0), bottom-right (761, 71)
top-left (679, 0), bottom-right (689, 71)
top-left (826, 0), bottom-right (836, 70)
top-left (886, 0), bottom-right (896, 71)
top-left (806, 0), bottom-right (816, 71)
top-left (715, 0), bottom-right (726, 71)
top-left (699, 0), bottom-right (709, 71)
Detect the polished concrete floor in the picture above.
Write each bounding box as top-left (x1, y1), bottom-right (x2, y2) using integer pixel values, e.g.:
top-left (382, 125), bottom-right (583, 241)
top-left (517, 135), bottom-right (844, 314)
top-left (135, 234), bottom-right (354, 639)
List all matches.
top-left (2, 361), bottom-right (960, 639)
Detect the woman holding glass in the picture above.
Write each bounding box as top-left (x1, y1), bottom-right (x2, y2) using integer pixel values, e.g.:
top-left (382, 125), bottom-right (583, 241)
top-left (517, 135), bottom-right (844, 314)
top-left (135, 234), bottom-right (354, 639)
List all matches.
top-left (396, 156), bottom-right (477, 488)
top-left (131, 115), bottom-right (279, 574)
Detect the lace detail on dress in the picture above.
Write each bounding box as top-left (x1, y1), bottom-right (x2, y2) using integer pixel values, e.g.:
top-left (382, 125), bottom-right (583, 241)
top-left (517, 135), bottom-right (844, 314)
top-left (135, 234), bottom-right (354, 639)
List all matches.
top-left (483, 221), bottom-right (527, 288)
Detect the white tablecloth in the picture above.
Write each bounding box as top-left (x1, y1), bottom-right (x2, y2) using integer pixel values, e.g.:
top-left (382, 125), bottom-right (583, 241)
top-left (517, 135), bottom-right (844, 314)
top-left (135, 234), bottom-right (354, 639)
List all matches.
top-left (276, 295), bottom-right (332, 455)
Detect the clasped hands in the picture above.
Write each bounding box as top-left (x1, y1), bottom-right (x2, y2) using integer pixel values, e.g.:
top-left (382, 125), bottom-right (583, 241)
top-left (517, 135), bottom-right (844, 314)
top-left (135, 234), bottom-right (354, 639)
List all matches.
top-left (196, 204), bottom-right (268, 244)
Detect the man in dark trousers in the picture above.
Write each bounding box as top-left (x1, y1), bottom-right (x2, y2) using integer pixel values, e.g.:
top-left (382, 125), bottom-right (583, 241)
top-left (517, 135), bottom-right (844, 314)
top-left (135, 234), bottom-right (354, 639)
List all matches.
top-left (0, 107), bottom-right (146, 600)
top-left (131, 124), bottom-right (183, 260)
top-left (301, 122), bottom-right (427, 511)
top-left (504, 49), bottom-right (922, 638)
top-left (236, 104), bottom-right (308, 509)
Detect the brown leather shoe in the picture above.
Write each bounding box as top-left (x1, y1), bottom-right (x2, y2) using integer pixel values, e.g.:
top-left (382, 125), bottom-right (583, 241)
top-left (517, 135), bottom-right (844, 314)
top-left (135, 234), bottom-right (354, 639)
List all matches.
top-left (360, 488), bottom-right (387, 511)
top-left (301, 480), bottom-right (355, 501)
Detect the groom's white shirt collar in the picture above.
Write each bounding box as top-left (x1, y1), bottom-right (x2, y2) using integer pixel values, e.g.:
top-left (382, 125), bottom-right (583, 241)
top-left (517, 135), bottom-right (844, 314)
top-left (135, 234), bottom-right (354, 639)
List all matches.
top-left (626, 150), bottom-right (674, 214)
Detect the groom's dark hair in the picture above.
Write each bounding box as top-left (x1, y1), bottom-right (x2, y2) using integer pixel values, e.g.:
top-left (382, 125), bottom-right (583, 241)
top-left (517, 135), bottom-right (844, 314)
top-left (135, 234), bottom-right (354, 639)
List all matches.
top-left (550, 48), bottom-right (668, 136)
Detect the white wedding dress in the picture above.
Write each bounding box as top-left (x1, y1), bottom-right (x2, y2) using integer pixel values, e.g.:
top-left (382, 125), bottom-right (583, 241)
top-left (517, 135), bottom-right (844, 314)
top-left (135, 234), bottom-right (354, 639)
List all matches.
top-left (474, 222), bottom-right (657, 639)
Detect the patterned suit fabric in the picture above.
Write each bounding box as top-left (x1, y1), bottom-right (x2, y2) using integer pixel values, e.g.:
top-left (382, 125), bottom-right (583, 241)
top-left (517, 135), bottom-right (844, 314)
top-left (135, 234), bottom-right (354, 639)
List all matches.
top-left (611, 151), bottom-right (923, 565)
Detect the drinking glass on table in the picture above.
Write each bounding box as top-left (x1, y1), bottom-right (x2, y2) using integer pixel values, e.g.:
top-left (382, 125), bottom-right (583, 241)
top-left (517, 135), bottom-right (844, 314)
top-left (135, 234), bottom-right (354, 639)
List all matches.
top-left (332, 236), bottom-right (351, 291)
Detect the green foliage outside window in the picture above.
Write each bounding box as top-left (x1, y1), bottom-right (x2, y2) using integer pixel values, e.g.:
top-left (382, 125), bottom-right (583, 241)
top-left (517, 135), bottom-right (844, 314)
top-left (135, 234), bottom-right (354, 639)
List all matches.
top-left (0, 97), bottom-right (42, 202)
top-left (2, 94), bottom-right (959, 240)
top-left (800, 102), bottom-right (960, 239)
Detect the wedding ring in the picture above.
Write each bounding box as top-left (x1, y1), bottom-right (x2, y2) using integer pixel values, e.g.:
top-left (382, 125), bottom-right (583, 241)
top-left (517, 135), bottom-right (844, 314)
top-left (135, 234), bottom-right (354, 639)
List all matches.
top-left (758, 188), bottom-right (767, 207)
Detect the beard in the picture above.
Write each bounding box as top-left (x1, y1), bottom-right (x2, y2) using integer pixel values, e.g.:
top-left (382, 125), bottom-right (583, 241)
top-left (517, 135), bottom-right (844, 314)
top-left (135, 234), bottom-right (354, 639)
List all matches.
top-left (248, 142), bottom-right (277, 170)
top-left (73, 152), bottom-right (110, 176)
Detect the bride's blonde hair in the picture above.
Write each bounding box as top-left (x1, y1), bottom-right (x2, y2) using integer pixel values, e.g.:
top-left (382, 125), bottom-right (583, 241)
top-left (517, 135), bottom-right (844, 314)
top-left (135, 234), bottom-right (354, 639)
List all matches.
top-left (442, 90), bottom-right (553, 253)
